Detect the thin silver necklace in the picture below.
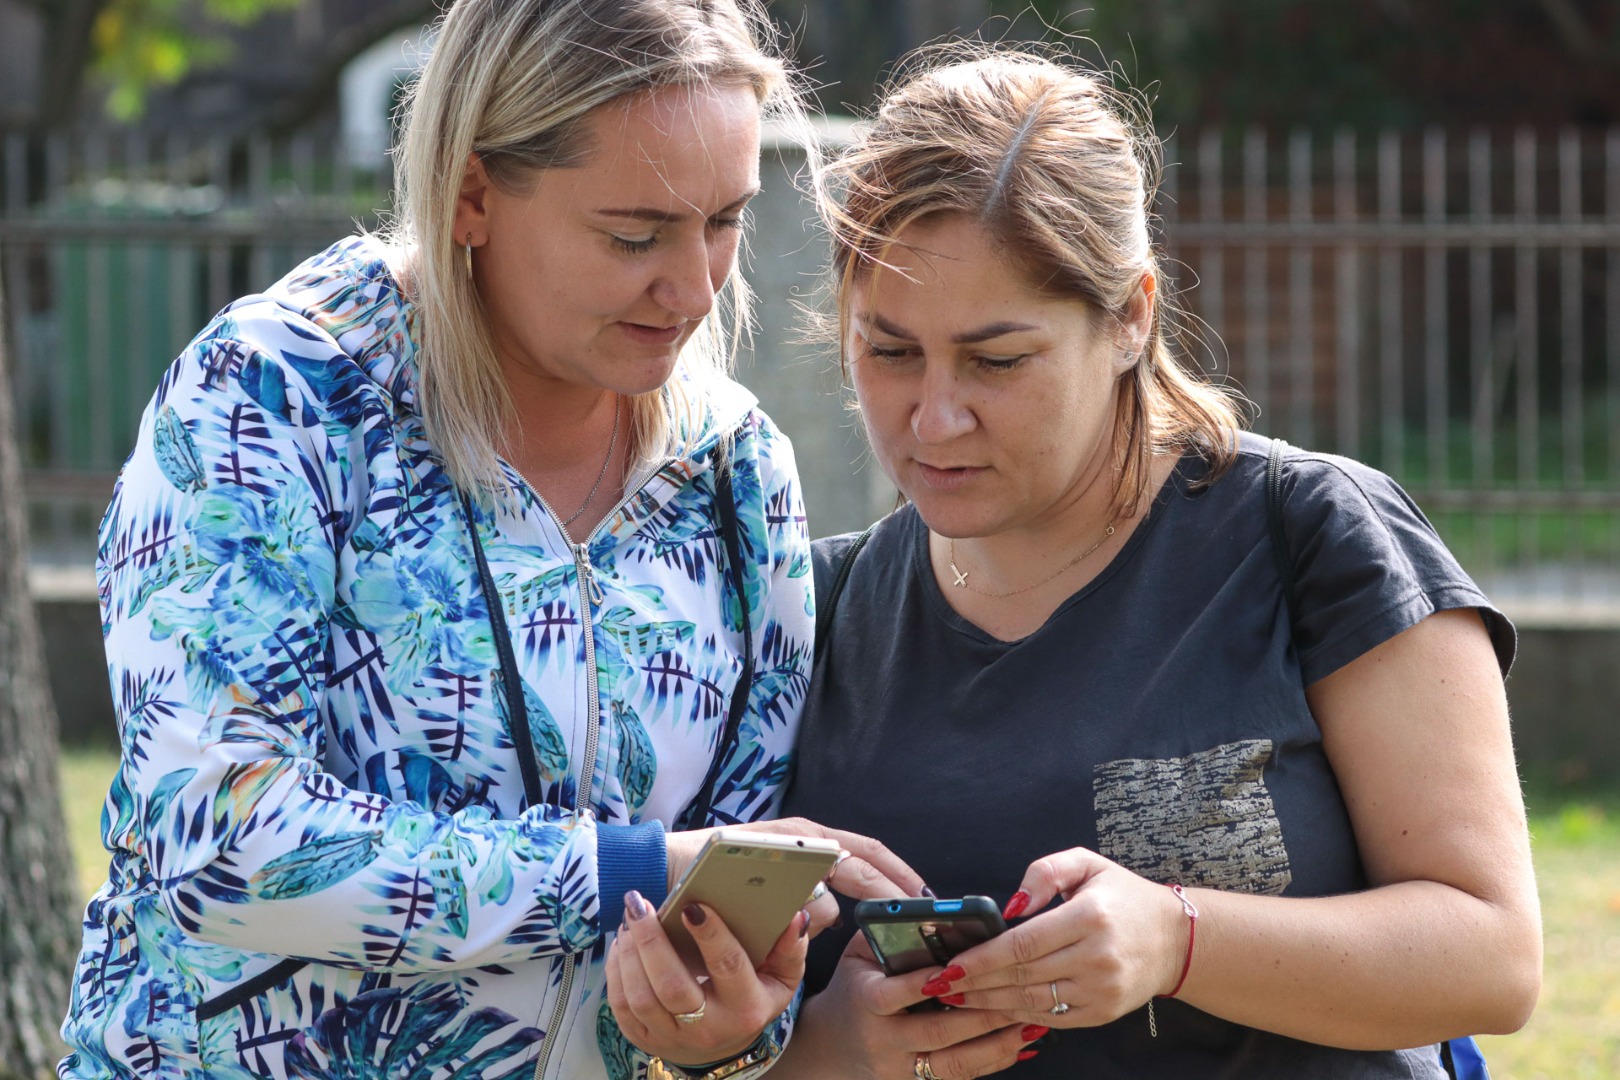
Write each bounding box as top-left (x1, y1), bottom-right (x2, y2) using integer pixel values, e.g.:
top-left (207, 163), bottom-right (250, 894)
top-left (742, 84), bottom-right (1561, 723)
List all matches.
top-left (557, 395), bottom-right (621, 529)
top-left (948, 521), bottom-right (1117, 598)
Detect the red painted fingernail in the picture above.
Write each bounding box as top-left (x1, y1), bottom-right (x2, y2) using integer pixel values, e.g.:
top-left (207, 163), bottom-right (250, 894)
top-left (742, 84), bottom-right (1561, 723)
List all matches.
top-left (1020, 1025), bottom-right (1049, 1042)
top-left (920, 884), bottom-right (937, 898)
top-left (798, 908), bottom-right (810, 938)
top-left (1017, 1050), bottom-right (1040, 1062)
top-left (939, 993), bottom-right (966, 1006)
top-left (939, 964), bottom-right (966, 982)
top-left (920, 977), bottom-right (952, 996)
top-left (1002, 891), bottom-right (1030, 920)
top-left (683, 902), bottom-right (706, 926)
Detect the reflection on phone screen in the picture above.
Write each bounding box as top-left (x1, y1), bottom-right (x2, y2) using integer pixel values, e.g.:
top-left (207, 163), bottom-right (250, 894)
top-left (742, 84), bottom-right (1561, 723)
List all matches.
top-left (867, 920), bottom-right (986, 974)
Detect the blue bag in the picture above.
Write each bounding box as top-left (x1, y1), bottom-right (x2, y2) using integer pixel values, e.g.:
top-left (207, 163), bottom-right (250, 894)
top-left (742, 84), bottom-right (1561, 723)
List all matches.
top-left (1443, 1036), bottom-right (1491, 1079)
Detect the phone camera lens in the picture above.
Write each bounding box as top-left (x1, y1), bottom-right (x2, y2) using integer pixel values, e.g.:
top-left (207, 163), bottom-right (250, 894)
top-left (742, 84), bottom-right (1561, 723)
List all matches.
top-left (725, 847), bottom-right (739, 855)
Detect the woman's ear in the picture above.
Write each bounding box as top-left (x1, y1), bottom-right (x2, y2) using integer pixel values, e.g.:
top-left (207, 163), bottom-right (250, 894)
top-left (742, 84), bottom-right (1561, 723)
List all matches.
top-left (1113, 270), bottom-right (1156, 372)
top-left (453, 152), bottom-right (492, 248)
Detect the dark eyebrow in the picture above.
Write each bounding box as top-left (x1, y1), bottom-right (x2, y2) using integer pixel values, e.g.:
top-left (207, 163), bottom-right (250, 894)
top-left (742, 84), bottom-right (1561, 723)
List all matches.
top-left (862, 312), bottom-right (1039, 346)
top-left (595, 188), bottom-right (760, 224)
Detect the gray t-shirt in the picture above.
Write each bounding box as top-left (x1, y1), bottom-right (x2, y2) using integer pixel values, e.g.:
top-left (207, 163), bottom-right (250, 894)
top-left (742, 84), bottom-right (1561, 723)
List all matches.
top-left (784, 433), bottom-right (1513, 1079)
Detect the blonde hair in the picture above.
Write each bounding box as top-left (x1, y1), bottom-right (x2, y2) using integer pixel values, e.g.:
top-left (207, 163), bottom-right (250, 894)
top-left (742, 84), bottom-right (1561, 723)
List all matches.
top-left (819, 46), bottom-right (1246, 521)
top-left (388, 0), bottom-right (809, 497)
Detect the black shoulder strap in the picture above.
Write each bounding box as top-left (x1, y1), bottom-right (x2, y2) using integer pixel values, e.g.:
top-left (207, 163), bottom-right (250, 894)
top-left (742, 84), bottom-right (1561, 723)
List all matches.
top-left (463, 491), bottom-right (546, 809)
top-left (681, 438), bottom-right (755, 828)
top-left (1266, 438), bottom-right (1298, 624)
top-left (205, 456), bottom-right (755, 1019)
top-left (813, 525), bottom-right (876, 660)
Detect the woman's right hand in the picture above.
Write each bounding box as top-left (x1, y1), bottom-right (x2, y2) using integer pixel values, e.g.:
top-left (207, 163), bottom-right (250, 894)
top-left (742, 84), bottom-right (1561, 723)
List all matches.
top-left (665, 819), bottom-right (925, 934)
top-left (774, 934), bottom-right (1043, 1080)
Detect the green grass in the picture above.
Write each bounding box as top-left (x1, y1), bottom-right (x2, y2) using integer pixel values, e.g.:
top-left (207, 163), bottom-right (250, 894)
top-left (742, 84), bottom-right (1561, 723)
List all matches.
top-left (60, 746), bottom-right (120, 903)
top-left (53, 748), bottom-right (1620, 1076)
top-left (1476, 793), bottom-right (1620, 1079)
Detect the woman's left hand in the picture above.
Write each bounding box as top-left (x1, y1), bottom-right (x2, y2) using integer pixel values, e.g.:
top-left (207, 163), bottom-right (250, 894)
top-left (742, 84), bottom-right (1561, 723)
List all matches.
top-left (607, 890), bottom-right (807, 1065)
top-left (929, 847), bottom-right (1192, 1028)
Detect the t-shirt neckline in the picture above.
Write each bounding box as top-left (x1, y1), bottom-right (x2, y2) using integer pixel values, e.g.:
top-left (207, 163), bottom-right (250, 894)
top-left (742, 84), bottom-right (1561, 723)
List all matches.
top-left (906, 452), bottom-right (1196, 646)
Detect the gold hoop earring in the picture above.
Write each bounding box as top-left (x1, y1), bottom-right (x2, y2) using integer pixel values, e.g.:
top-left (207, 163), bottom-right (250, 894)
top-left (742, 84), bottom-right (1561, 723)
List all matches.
top-left (464, 233), bottom-right (473, 279)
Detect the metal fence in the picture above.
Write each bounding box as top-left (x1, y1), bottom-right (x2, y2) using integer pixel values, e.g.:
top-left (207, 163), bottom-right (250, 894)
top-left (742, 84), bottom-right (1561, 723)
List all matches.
top-left (5, 125), bottom-right (1619, 612)
top-left (1156, 128), bottom-right (1620, 613)
top-left (3, 129), bottom-right (384, 571)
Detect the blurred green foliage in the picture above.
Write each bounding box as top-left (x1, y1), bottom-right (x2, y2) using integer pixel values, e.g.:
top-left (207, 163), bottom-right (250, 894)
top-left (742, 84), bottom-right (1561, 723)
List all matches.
top-left (90, 0), bottom-right (302, 120)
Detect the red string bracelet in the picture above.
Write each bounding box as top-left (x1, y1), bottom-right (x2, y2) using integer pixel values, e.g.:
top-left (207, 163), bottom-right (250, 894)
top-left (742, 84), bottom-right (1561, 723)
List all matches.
top-left (1160, 883), bottom-right (1198, 999)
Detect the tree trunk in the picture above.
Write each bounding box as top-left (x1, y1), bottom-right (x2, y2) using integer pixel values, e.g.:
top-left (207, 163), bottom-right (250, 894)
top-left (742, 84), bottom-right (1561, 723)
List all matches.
top-left (0, 263), bottom-right (79, 1077)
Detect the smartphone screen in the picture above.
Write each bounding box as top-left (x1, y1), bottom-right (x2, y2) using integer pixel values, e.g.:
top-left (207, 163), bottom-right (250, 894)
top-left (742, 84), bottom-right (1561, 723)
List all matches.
top-left (657, 830), bottom-right (841, 969)
top-left (853, 896), bottom-right (1007, 977)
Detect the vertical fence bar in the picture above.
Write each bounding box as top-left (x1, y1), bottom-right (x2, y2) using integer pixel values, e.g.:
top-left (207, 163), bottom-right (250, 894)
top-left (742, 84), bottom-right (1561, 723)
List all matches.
top-left (1422, 129), bottom-right (1448, 487)
top-left (4, 134), bottom-right (35, 472)
top-left (334, 122), bottom-right (354, 208)
top-left (1607, 130), bottom-right (1620, 571)
top-left (84, 131), bottom-right (114, 472)
top-left (288, 133), bottom-right (317, 289)
top-left (1197, 130), bottom-right (1225, 377)
top-left (1467, 130), bottom-right (1496, 579)
top-left (1377, 131), bottom-right (1403, 474)
top-left (44, 132), bottom-right (70, 549)
top-left (1557, 128), bottom-right (1583, 491)
top-left (208, 137), bottom-right (232, 314)
top-left (249, 134), bottom-right (274, 294)
top-left (1469, 131), bottom-right (1494, 488)
top-left (45, 133), bottom-right (69, 472)
top-left (126, 129), bottom-right (151, 461)
top-left (1, 133), bottom-right (23, 214)
top-left (1513, 128), bottom-right (1539, 564)
top-left (1244, 128), bottom-right (1271, 422)
top-left (1288, 130), bottom-right (1314, 446)
top-left (166, 132), bottom-right (192, 379)
top-left (1334, 129), bottom-right (1361, 459)
top-left (1160, 132), bottom-right (1179, 221)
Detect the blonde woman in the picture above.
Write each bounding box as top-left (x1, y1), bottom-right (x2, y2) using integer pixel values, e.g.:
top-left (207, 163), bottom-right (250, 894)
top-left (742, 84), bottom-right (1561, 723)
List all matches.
top-left (59, 2), bottom-right (915, 1078)
top-left (772, 48), bottom-right (1542, 1080)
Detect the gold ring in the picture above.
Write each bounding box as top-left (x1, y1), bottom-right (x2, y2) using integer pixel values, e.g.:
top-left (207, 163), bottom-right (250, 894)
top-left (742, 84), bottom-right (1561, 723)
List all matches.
top-left (913, 1053), bottom-right (942, 1080)
top-left (673, 997), bottom-right (706, 1025)
top-left (1048, 981), bottom-right (1071, 1016)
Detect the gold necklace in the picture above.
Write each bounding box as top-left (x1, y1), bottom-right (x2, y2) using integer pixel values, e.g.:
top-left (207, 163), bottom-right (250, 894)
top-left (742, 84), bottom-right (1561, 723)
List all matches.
top-left (556, 395), bottom-right (621, 529)
top-left (947, 521), bottom-right (1117, 598)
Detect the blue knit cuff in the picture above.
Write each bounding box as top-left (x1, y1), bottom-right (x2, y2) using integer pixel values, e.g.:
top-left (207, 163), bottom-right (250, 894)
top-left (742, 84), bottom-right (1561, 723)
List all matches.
top-left (598, 820), bottom-right (669, 930)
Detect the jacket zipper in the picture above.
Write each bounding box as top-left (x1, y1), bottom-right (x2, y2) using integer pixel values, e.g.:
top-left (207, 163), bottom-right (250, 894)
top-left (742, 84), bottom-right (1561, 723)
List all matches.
top-left (525, 474), bottom-right (656, 1080)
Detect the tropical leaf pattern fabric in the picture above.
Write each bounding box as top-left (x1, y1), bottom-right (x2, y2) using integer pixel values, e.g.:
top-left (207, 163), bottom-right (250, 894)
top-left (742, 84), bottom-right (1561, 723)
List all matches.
top-left (59, 236), bottom-right (814, 1080)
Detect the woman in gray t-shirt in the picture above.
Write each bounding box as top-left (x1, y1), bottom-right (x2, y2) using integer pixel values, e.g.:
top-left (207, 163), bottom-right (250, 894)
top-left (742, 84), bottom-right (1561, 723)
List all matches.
top-left (767, 46), bottom-right (1540, 1080)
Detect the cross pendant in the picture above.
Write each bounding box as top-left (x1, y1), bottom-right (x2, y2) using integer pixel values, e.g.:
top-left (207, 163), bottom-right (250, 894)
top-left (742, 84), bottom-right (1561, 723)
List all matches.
top-left (950, 563), bottom-right (969, 588)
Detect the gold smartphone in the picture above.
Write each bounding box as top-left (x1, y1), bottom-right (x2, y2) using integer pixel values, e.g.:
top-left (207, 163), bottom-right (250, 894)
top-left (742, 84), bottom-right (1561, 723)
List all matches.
top-left (657, 830), bottom-right (842, 968)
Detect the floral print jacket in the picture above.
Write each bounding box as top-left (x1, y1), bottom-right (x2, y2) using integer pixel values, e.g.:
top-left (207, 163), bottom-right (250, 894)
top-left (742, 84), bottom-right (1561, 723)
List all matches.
top-left (59, 236), bottom-right (814, 1080)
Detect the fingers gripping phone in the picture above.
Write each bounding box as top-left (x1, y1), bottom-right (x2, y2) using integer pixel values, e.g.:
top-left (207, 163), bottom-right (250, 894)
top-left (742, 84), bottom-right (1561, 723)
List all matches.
top-left (657, 830), bottom-right (843, 969)
top-left (852, 896), bottom-right (1006, 1007)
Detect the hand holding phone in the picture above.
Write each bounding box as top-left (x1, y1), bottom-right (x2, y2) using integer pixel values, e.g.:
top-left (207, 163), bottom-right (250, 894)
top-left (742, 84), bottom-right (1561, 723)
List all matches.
top-left (852, 896), bottom-right (1007, 1007)
top-left (657, 829), bottom-right (842, 969)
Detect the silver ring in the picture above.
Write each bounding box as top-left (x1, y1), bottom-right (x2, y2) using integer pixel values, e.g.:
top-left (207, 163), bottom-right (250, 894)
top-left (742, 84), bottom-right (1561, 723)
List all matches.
top-left (809, 880), bottom-right (829, 902)
top-left (913, 1053), bottom-right (942, 1080)
top-left (672, 997), bottom-right (706, 1025)
top-left (1048, 981), bottom-right (1071, 1017)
